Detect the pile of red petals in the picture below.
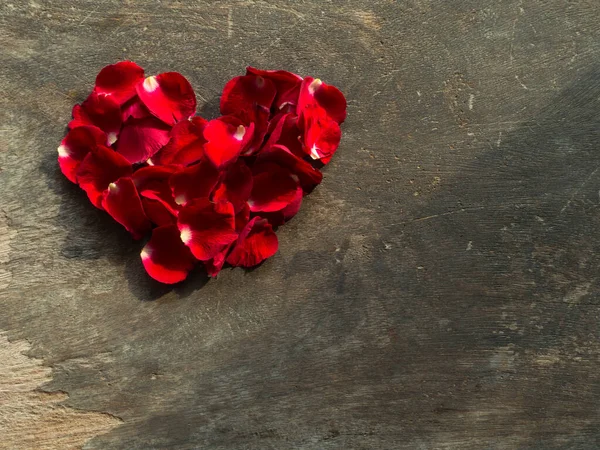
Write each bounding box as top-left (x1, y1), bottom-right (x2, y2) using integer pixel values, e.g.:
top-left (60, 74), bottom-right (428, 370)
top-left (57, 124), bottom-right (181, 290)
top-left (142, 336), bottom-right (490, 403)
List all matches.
top-left (58, 61), bottom-right (346, 283)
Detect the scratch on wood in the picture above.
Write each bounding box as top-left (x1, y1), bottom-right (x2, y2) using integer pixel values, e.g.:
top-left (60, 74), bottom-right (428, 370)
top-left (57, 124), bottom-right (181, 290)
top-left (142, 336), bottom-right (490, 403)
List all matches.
top-left (0, 335), bottom-right (122, 450)
top-left (227, 7), bottom-right (233, 38)
top-left (560, 166), bottom-right (600, 215)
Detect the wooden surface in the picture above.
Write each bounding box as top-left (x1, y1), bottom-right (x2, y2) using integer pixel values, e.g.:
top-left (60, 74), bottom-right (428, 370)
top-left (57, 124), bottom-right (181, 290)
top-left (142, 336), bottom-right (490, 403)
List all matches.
top-left (1, 1), bottom-right (600, 449)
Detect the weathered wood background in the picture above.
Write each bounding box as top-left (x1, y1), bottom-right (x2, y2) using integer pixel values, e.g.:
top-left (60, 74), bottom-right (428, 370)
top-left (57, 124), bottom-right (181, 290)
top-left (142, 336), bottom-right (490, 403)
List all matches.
top-left (2, 1), bottom-right (600, 449)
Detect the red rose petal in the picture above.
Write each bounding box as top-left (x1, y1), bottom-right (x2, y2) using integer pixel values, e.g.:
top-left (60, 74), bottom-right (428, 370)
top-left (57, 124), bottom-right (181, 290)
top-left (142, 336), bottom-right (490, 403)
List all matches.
top-left (136, 72), bottom-right (197, 126)
top-left (152, 117), bottom-right (207, 166)
top-left (141, 224), bottom-right (197, 284)
top-left (248, 162), bottom-right (299, 212)
top-left (264, 112), bottom-right (303, 157)
top-left (246, 67), bottom-right (303, 110)
top-left (94, 61), bottom-right (145, 105)
top-left (240, 106), bottom-right (270, 156)
top-left (257, 144), bottom-right (322, 193)
top-left (121, 96), bottom-right (152, 122)
top-left (257, 185), bottom-right (303, 226)
top-left (101, 177), bottom-right (152, 239)
top-left (69, 92), bottom-right (122, 144)
top-left (76, 145), bottom-right (132, 208)
top-left (133, 165), bottom-right (179, 216)
top-left (58, 125), bottom-right (107, 183)
top-left (141, 197), bottom-right (176, 227)
top-left (169, 160), bottom-right (220, 207)
top-left (212, 160), bottom-right (253, 213)
top-left (235, 202), bottom-right (251, 232)
top-left (226, 217), bottom-right (278, 267)
top-left (298, 76), bottom-right (347, 124)
top-left (116, 116), bottom-right (171, 164)
top-left (177, 199), bottom-right (238, 261)
top-left (302, 107), bottom-right (342, 164)
top-left (203, 116), bottom-right (254, 168)
top-left (204, 244), bottom-right (231, 278)
top-left (221, 74), bottom-right (277, 116)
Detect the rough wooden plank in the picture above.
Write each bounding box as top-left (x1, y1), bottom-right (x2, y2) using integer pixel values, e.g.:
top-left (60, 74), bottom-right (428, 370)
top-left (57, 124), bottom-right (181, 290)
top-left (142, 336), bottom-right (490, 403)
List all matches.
top-left (1, 0), bottom-right (600, 449)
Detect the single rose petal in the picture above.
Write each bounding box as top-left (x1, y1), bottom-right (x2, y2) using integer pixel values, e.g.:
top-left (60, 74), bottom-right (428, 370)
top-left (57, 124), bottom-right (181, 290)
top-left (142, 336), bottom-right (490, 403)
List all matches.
top-left (220, 74), bottom-right (277, 116)
top-left (248, 162), bottom-right (300, 212)
top-left (169, 160), bottom-right (220, 206)
top-left (133, 165), bottom-right (179, 216)
top-left (136, 72), bottom-right (197, 126)
top-left (264, 112), bottom-right (303, 157)
top-left (101, 177), bottom-right (151, 239)
top-left (116, 116), bottom-right (171, 164)
top-left (240, 106), bottom-right (270, 156)
top-left (302, 107), bottom-right (342, 164)
top-left (69, 92), bottom-right (122, 143)
top-left (204, 244), bottom-right (231, 277)
top-left (203, 116), bottom-right (254, 168)
top-left (121, 95), bottom-right (152, 121)
top-left (177, 199), bottom-right (238, 261)
top-left (58, 125), bottom-right (107, 183)
top-left (298, 76), bottom-right (347, 124)
top-left (94, 61), bottom-right (145, 105)
top-left (152, 117), bottom-right (207, 166)
top-left (226, 217), bottom-right (278, 267)
top-left (141, 224), bottom-right (196, 284)
top-left (257, 144), bottom-right (322, 194)
top-left (212, 160), bottom-right (253, 213)
top-left (235, 202), bottom-right (251, 232)
top-left (141, 197), bottom-right (176, 227)
top-left (256, 185), bottom-right (303, 226)
top-left (246, 67), bottom-right (303, 110)
top-left (76, 145), bottom-right (132, 208)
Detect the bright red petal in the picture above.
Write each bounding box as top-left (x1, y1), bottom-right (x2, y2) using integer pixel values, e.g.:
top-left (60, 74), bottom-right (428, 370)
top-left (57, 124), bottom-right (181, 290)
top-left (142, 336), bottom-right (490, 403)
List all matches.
top-left (141, 225), bottom-right (196, 284)
top-left (94, 61), bottom-right (145, 105)
top-left (220, 75), bottom-right (277, 116)
top-left (212, 160), bottom-right (253, 213)
top-left (264, 112), bottom-right (303, 157)
top-left (169, 160), bottom-right (220, 206)
top-left (203, 116), bottom-right (254, 168)
top-left (69, 93), bottom-right (122, 143)
top-left (301, 106), bottom-right (341, 164)
top-left (116, 117), bottom-right (171, 164)
top-left (256, 185), bottom-right (303, 226)
top-left (58, 125), bottom-right (107, 183)
top-left (248, 163), bottom-right (299, 212)
top-left (246, 67), bottom-right (303, 110)
top-left (121, 96), bottom-right (152, 122)
top-left (136, 72), bottom-right (197, 126)
top-left (204, 244), bottom-right (231, 277)
top-left (76, 145), bottom-right (132, 208)
top-left (141, 197), bottom-right (176, 227)
top-left (257, 144), bottom-right (322, 193)
top-left (152, 117), bottom-right (207, 166)
top-left (298, 76), bottom-right (347, 124)
top-left (226, 217), bottom-right (278, 267)
top-left (101, 177), bottom-right (151, 239)
top-left (133, 165), bottom-right (179, 216)
top-left (177, 199), bottom-right (238, 261)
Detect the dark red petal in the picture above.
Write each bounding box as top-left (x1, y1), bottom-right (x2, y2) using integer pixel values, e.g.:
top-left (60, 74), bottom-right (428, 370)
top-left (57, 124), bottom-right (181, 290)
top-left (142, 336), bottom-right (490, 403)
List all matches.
top-left (152, 117), bottom-right (207, 166)
top-left (169, 160), bottom-right (220, 207)
top-left (69, 93), bottom-right (122, 143)
top-left (76, 145), bottom-right (132, 208)
top-left (177, 199), bottom-right (238, 261)
top-left (226, 217), bottom-right (278, 268)
top-left (203, 117), bottom-right (254, 168)
top-left (240, 106), bottom-right (270, 156)
top-left (101, 177), bottom-right (151, 239)
top-left (204, 244), bottom-right (231, 277)
top-left (235, 202), bottom-right (251, 232)
top-left (257, 144), bottom-right (322, 194)
top-left (116, 117), bottom-right (171, 164)
top-left (248, 163), bottom-right (299, 212)
top-left (94, 61), bottom-right (145, 105)
top-left (133, 165), bottom-right (180, 215)
top-left (302, 107), bottom-right (341, 163)
top-left (220, 75), bottom-right (277, 116)
top-left (264, 112), bottom-right (303, 157)
top-left (141, 224), bottom-right (196, 284)
top-left (298, 76), bottom-right (347, 124)
top-left (141, 197), bottom-right (176, 227)
top-left (246, 67), bottom-right (303, 110)
top-left (257, 186), bottom-right (303, 226)
top-left (212, 160), bottom-right (253, 213)
top-left (58, 125), bottom-right (107, 183)
top-left (136, 72), bottom-right (197, 126)
top-left (121, 96), bottom-right (152, 121)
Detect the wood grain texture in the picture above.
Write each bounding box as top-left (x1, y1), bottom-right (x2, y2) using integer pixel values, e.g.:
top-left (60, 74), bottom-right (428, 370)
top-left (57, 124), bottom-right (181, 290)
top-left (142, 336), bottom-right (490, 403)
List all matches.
top-left (1, 0), bottom-right (600, 448)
